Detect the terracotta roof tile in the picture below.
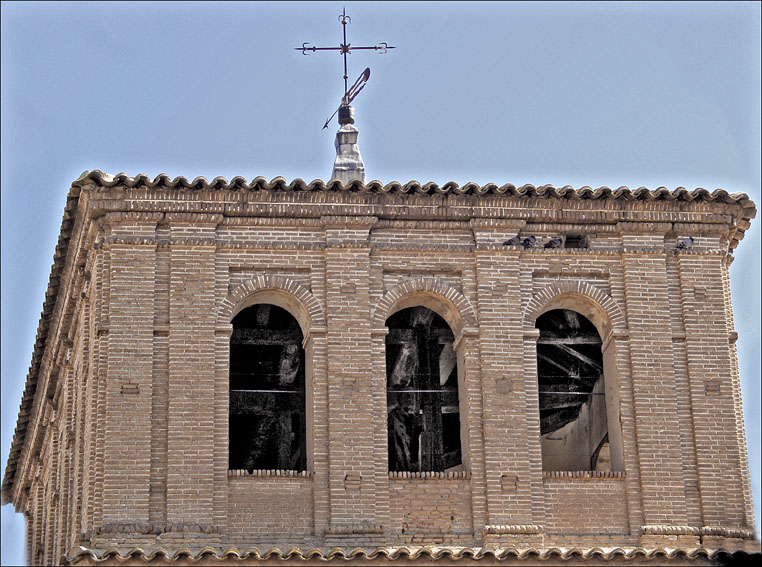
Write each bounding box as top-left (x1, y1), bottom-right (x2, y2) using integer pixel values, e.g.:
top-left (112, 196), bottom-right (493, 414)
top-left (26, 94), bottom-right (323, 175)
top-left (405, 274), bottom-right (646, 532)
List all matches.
top-left (71, 170), bottom-right (756, 208)
top-left (63, 545), bottom-right (756, 564)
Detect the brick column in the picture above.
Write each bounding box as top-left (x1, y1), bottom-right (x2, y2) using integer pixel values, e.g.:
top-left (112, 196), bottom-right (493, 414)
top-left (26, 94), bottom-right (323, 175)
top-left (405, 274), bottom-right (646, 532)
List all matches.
top-left (306, 329), bottom-right (330, 537)
top-left (101, 214), bottom-right (159, 527)
top-left (322, 216), bottom-right (383, 546)
top-left (92, 242), bottom-right (109, 530)
top-left (471, 223), bottom-right (538, 537)
top-left (677, 251), bottom-right (750, 530)
top-left (457, 329), bottom-right (489, 539)
top-left (522, 328), bottom-right (547, 534)
top-left (150, 223), bottom-right (170, 527)
top-left (369, 326), bottom-right (391, 532)
top-left (721, 257), bottom-right (756, 534)
top-left (165, 213), bottom-right (220, 534)
top-left (601, 330), bottom-right (643, 536)
top-left (620, 227), bottom-right (689, 532)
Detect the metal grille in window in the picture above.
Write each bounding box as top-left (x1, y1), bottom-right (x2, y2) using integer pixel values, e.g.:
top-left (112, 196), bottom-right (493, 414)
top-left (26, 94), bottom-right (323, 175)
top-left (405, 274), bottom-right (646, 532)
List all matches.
top-left (386, 307), bottom-right (462, 472)
top-left (536, 309), bottom-right (608, 471)
top-left (229, 304), bottom-right (306, 472)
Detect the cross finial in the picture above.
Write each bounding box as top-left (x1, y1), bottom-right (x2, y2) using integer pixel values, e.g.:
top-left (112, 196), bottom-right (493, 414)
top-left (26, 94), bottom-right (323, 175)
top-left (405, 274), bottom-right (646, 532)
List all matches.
top-left (295, 8), bottom-right (395, 128)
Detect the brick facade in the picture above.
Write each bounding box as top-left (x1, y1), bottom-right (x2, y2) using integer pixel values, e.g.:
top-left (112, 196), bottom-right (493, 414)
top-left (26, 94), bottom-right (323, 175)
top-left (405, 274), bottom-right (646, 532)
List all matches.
top-left (2, 172), bottom-right (758, 565)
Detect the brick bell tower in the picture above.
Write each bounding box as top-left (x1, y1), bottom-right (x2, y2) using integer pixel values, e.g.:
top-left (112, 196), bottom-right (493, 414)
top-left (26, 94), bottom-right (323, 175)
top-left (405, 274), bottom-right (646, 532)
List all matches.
top-left (2, 167), bottom-right (758, 564)
top-left (2, 9), bottom-right (759, 567)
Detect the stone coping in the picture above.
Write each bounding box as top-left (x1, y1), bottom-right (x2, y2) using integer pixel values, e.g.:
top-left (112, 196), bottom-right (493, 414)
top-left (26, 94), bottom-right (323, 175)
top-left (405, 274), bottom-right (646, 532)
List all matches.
top-left (227, 469), bottom-right (314, 478)
top-left (388, 470), bottom-right (472, 480)
top-left (641, 525), bottom-right (756, 539)
top-left (542, 470), bottom-right (626, 479)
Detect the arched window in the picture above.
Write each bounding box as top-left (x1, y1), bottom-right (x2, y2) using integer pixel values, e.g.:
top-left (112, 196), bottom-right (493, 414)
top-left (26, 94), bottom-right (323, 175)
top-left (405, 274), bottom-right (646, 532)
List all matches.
top-left (536, 309), bottom-right (609, 471)
top-left (386, 306), bottom-right (462, 472)
top-left (229, 304), bottom-right (306, 472)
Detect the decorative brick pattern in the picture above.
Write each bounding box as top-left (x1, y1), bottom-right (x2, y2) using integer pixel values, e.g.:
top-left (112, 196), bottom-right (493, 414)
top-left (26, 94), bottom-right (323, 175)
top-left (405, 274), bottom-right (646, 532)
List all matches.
top-left (217, 275), bottom-right (326, 330)
top-left (371, 276), bottom-right (478, 334)
top-left (2, 175), bottom-right (758, 564)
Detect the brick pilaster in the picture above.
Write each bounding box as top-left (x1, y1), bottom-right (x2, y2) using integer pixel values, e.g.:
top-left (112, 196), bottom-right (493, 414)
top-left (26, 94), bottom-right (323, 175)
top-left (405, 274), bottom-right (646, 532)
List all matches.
top-left (621, 231), bottom-right (688, 528)
top-left (678, 253), bottom-right (750, 528)
top-left (101, 220), bottom-right (157, 525)
top-left (472, 225), bottom-right (531, 529)
top-left (166, 214), bottom-right (220, 528)
top-left (322, 217), bottom-right (382, 545)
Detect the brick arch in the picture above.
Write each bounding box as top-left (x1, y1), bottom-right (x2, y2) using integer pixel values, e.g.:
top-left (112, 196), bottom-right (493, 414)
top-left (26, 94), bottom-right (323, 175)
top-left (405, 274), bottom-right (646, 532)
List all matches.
top-left (523, 281), bottom-right (626, 338)
top-left (216, 275), bottom-right (326, 334)
top-left (372, 276), bottom-right (478, 335)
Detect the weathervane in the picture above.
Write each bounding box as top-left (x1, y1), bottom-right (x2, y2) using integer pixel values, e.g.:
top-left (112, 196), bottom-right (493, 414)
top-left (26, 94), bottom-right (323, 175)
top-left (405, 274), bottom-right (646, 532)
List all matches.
top-left (295, 7), bottom-right (395, 128)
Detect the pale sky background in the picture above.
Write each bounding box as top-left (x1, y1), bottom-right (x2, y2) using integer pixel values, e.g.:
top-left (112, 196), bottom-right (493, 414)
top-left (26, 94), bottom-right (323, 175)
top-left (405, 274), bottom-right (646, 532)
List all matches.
top-left (1, 1), bottom-right (759, 564)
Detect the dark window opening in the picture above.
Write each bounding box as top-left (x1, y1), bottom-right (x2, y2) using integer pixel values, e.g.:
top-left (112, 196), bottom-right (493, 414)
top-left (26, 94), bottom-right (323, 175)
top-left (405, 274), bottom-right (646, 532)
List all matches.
top-left (564, 235), bottom-right (587, 249)
top-left (386, 307), bottom-right (462, 472)
top-left (229, 304), bottom-right (306, 472)
top-left (536, 309), bottom-right (608, 471)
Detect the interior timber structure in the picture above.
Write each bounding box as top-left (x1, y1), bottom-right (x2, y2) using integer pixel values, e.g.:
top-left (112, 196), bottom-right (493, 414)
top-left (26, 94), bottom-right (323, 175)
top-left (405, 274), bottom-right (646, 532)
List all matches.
top-left (2, 171), bottom-right (758, 565)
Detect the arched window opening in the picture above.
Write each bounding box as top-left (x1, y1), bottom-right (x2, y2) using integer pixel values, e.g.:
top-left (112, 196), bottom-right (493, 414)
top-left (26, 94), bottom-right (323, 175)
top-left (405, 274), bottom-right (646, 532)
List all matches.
top-left (536, 309), bottom-right (609, 471)
top-left (386, 306), bottom-right (462, 472)
top-left (229, 304), bottom-right (306, 472)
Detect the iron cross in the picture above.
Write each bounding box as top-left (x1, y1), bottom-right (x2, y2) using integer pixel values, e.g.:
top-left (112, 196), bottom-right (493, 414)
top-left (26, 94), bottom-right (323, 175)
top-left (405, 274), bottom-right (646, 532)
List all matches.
top-left (296, 8), bottom-right (395, 128)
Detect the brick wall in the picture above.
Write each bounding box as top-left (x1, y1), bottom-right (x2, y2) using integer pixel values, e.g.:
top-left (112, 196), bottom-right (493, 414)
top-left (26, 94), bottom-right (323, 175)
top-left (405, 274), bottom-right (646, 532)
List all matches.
top-left (542, 474), bottom-right (629, 537)
top-left (5, 181), bottom-right (758, 564)
top-left (388, 475), bottom-right (474, 544)
top-left (227, 475), bottom-right (314, 544)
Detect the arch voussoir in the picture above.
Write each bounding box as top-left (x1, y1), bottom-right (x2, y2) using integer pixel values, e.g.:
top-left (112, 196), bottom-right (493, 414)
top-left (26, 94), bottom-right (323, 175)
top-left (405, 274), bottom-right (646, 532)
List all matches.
top-left (523, 281), bottom-right (626, 337)
top-left (371, 276), bottom-right (478, 332)
top-left (216, 275), bottom-right (326, 330)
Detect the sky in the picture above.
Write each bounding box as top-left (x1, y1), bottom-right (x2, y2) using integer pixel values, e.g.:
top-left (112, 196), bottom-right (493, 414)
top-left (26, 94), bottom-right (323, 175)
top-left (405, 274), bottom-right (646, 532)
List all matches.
top-left (1, 1), bottom-right (759, 564)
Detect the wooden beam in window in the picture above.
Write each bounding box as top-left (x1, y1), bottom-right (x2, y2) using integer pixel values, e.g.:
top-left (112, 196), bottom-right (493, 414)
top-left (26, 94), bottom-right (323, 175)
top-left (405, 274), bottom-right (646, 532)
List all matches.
top-left (231, 328), bottom-right (303, 345)
top-left (537, 337), bottom-right (602, 345)
top-left (545, 343), bottom-right (603, 372)
top-left (387, 328), bottom-right (454, 344)
top-left (537, 353), bottom-right (573, 375)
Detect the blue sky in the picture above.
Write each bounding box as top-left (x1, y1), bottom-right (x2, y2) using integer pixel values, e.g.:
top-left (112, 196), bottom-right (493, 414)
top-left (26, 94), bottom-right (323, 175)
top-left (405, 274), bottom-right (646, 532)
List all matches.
top-left (2, 2), bottom-right (759, 563)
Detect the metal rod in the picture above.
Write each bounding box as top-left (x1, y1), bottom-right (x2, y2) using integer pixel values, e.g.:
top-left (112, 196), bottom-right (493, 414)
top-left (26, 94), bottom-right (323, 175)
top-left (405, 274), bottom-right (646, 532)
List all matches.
top-left (231, 389), bottom-right (305, 394)
top-left (387, 389), bottom-right (459, 393)
top-left (538, 391), bottom-right (605, 395)
top-left (342, 8), bottom-right (349, 99)
top-left (230, 373), bottom-right (303, 377)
